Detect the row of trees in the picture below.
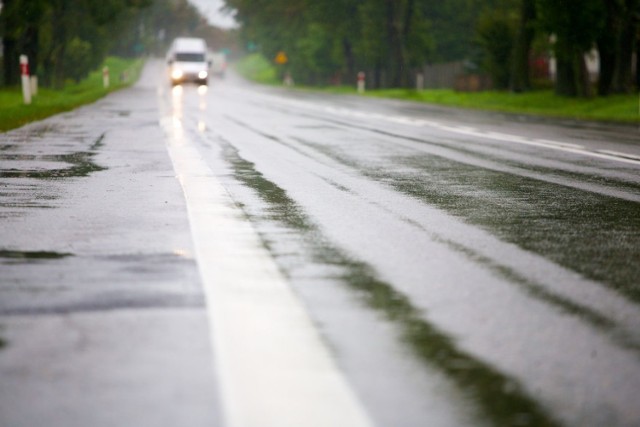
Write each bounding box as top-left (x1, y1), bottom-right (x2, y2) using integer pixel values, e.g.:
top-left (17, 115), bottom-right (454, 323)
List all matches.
top-left (483, 0), bottom-right (640, 96)
top-left (226, 0), bottom-right (639, 96)
top-left (0, 0), bottom-right (221, 88)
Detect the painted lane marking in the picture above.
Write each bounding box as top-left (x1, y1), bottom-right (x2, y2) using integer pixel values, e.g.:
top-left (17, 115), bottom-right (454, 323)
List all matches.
top-left (280, 98), bottom-right (640, 166)
top-left (597, 149), bottom-right (640, 162)
top-left (160, 116), bottom-right (373, 427)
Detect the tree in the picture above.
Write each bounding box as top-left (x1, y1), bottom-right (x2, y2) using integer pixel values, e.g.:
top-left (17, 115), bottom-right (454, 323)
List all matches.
top-left (536, 0), bottom-right (605, 97)
top-left (225, 0), bottom-right (638, 94)
top-left (0, 0), bottom-right (20, 85)
top-left (0, 0), bottom-right (154, 87)
top-left (598, 0), bottom-right (639, 95)
top-left (476, 8), bottom-right (517, 89)
top-left (226, 0), bottom-right (433, 88)
top-left (510, 0), bottom-right (536, 92)
top-left (308, 0), bottom-right (360, 82)
top-left (0, 0), bottom-right (46, 85)
top-left (419, 0), bottom-right (483, 63)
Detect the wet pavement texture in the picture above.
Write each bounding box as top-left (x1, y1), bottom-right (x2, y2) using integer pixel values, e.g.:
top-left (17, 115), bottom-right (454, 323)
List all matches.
top-left (2, 59), bottom-right (640, 427)
top-left (160, 66), bottom-right (639, 427)
top-left (0, 68), bottom-right (221, 426)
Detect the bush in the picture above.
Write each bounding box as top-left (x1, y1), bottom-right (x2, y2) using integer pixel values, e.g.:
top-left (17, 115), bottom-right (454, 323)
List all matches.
top-left (476, 11), bottom-right (516, 90)
top-left (65, 38), bottom-right (93, 82)
top-left (235, 54), bottom-right (279, 84)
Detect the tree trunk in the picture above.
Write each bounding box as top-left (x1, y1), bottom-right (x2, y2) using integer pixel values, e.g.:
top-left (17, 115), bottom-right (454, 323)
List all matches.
top-left (342, 38), bottom-right (355, 83)
top-left (1, 0), bottom-right (20, 86)
top-left (573, 50), bottom-right (592, 98)
top-left (2, 38), bottom-right (19, 86)
top-left (51, 2), bottom-right (68, 88)
top-left (24, 26), bottom-right (39, 78)
top-left (385, 0), bottom-right (414, 88)
top-left (636, 40), bottom-right (640, 92)
top-left (400, 0), bottom-right (415, 87)
top-left (510, 0), bottom-right (536, 92)
top-left (554, 38), bottom-right (577, 96)
top-left (385, 0), bottom-right (400, 87)
top-left (597, 41), bottom-right (615, 96)
top-left (374, 63), bottom-right (383, 89)
top-left (611, 0), bottom-right (638, 93)
top-left (596, 0), bottom-right (618, 96)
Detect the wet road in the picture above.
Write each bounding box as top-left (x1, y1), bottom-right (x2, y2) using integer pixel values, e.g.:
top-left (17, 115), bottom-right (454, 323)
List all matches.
top-left (2, 60), bottom-right (640, 427)
top-left (161, 61), bottom-right (640, 427)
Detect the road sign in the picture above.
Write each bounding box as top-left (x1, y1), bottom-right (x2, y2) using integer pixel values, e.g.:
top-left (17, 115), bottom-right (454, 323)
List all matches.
top-left (275, 51), bottom-right (288, 65)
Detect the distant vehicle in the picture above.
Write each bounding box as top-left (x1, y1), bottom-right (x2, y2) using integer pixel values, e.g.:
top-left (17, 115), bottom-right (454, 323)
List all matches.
top-left (208, 52), bottom-right (228, 78)
top-left (166, 37), bottom-right (210, 85)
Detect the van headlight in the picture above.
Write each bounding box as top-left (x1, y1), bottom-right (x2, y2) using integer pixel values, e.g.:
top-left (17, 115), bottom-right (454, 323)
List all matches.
top-left (171, 69), bottom-right (184, 80)
top-left (198, 70), bottom-right (208, 79)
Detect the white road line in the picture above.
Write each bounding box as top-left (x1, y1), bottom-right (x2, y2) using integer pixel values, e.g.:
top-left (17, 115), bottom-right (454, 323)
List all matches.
top-left (597, 149), bottom-right (640, 162)
top-left (161, 117), bottom-right (373, 427)
top-left (284, 98), bottom-right (640, 166)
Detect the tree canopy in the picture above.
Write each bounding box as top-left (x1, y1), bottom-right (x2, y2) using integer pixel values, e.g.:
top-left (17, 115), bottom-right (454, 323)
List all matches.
top-left (227, 0), bottom-right (639, 96)
top-left (2, 0), bottom-right (638, 97)
top-left (0, 0), bottom-right (228, 87)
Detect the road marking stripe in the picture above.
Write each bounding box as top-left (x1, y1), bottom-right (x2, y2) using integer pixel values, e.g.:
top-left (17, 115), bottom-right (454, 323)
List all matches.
top-left (597, 149), bottom-right (640, 162)
top-left (283, 98), bottom-right (640, 166)
top-left (161, 117), bottom-right (373, 427)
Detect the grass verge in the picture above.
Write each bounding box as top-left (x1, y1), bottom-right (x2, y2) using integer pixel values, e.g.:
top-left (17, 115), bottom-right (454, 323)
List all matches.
top-left (235, 54), bottom-right (640, 124)
top-left (366, 88), bottom-right (640, 123)
top-left (0, 57), bottom-right (144, 132)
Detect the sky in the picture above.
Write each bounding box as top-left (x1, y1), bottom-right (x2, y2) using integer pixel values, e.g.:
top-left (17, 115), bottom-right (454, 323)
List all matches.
top-left (189, 0), bottom-right (238, 29)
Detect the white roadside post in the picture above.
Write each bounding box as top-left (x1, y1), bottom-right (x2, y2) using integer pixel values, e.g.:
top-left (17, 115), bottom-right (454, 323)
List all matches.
top-left (357, 71), bottom-right (365, 94)
top-left (103, 66), bottom-right (110, 88)
top-left (283, 71), bottom-right (293, 87)
top-left (416, 72), bottom-right (424, 91)
top-left (20, 55), bottom-right (31, 105)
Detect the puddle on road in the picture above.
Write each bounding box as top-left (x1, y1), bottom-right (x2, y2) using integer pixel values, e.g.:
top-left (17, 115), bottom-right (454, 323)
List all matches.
top-left (299, 140), bottom-right (640, 305)
top-left (386, 154), bottom-right (640, 303)
top-left (0, 133), bottom-right (106, 180)
top-left (222, 140), bottom-right (560, 427)
top-left (0, 250), bottom-right (74, 261)
top-left (0, 152), bottom-right (105, 179)
top-left (25, 123), bottom-right (62, 137)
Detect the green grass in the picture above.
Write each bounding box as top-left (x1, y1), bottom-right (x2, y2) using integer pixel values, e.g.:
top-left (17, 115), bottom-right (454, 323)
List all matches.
top-left (0, 57), bottom-right (144, 132)
top-left (365, 88), bottom-right (640, 123)
top-left (235, 54), bottom-right (640, 124)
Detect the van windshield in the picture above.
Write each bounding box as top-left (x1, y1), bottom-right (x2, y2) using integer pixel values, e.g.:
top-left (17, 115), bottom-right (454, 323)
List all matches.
top-left (175, 52), bottom-right (206, 62)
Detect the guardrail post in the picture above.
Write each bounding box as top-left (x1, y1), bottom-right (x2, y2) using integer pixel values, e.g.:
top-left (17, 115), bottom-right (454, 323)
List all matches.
top-left (20, 55), bottom-right (32, 105)
top-left (416, 72), bottom-right (424, 91)
top-left (103, 66), bottom-right (110, 88)
top-left (357, 71), bottom-right (365, 94)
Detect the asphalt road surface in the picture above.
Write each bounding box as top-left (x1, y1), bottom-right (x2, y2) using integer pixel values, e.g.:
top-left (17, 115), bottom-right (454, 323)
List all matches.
top-left (1, 60), bottom-right (639, 427)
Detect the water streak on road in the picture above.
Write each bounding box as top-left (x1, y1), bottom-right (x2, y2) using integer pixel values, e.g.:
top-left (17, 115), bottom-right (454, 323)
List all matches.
top-left (162, 69), bottom-right (640, 427)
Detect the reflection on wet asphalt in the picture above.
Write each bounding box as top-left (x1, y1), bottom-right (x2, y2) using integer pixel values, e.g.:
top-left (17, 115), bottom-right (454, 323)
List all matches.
top-left (3, 60), bottom-right (638, 427)
top-left (165, 76), bottom-right (640, 427)
top-left (0, 126), bottom-right (106, 215)
top-left (222, 140), bottom-right (561, 427)
top-left (0, 91), bottom-right (204, 318)
top-left (0, 64), bottom-right (223, 427)
top-left (311, 148), bottom-right (640, 301)
top-left (0, 132), bottom-right (105, 179)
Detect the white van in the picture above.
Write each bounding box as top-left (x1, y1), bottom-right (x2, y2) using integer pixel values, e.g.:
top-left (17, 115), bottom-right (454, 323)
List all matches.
top-left (166, 37), bottom-right (210, 85)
